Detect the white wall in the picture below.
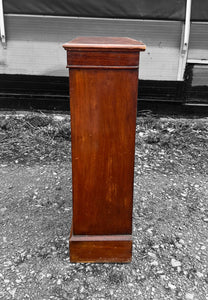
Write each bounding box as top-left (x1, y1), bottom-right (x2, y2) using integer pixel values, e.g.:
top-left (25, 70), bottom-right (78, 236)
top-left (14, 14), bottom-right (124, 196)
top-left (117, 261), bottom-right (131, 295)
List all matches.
top-left (0, 15), bottom-right (182, 80)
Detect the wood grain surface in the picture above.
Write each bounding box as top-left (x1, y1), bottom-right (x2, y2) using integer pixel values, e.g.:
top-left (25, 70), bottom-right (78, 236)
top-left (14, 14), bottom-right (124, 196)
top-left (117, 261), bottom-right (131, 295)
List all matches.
top-left (63, 36), bottom-right (146, 51)
top-left (67, 51), bottom-right (139, 67)
top-left (64, 37), bottom-right (145, 262)
top-left (70, 68), bottom-right (138, 236)
top-left (70, 238), bottom-right (132, 263)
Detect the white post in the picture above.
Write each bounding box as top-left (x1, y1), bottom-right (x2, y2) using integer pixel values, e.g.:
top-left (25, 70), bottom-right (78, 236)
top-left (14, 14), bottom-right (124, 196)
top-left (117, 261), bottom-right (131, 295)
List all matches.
top-left (0, 0), bottom-right (6, 48)
top-left (177, 0), bottom-right (192, 80)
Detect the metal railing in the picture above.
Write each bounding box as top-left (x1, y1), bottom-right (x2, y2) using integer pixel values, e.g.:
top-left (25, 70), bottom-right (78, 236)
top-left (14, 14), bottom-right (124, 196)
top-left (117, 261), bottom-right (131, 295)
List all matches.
top-left (177, 0), bottom-right (192, 80)
top-left (0, 0), bottom-right (6, 48)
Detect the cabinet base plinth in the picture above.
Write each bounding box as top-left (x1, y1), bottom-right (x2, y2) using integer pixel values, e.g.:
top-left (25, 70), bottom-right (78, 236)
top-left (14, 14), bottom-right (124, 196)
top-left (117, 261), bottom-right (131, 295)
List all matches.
top-left (69, 233), bottom-right (132, 263)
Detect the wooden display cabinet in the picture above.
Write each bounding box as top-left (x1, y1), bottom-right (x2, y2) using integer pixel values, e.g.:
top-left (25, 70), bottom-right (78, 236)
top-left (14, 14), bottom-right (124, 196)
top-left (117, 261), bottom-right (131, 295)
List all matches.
top-left (63, 37), bottom-right (145, 262)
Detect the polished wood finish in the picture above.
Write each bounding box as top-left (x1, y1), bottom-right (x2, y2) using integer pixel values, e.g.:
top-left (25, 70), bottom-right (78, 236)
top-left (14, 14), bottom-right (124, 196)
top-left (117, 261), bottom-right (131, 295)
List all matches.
top-left (63, 36), bottom-right (146, 51)
top-left (63, 37), bottom-right (145, 263)
top-left (70, 234), bottom-right (132, 263)
top-left (67, 51), bottom-right (140, 67)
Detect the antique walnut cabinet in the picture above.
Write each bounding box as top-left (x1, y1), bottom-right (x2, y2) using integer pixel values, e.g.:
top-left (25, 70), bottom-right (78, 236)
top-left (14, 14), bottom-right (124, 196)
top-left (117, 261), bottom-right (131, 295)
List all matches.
top-left (63, 37), bottom-right (145, 263)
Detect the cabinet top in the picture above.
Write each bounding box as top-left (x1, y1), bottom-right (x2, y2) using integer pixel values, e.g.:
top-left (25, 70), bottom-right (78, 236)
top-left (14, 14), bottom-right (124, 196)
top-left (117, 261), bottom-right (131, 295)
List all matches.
top-left (63, 37), bottom-right (146, 51)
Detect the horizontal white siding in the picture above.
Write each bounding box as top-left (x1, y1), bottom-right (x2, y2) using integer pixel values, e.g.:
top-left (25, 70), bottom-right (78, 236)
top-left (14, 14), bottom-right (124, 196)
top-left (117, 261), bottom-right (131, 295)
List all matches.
top-left (192, 65), bottom-right (208, 86)
top-left (188, 22), bottom-right (208, 60)
top-left (0, 15), bottom-right (182, 80)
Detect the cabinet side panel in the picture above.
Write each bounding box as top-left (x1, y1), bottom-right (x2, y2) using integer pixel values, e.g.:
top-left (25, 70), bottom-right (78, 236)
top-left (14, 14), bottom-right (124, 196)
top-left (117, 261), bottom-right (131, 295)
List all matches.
top-left (70, 68), bottom-right (138, 235)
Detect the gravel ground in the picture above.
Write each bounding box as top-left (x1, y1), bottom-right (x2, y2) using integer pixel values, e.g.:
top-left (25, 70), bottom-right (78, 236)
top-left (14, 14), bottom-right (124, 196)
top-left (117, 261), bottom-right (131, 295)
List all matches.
top-left (0, 111), bottom-right (208, 300)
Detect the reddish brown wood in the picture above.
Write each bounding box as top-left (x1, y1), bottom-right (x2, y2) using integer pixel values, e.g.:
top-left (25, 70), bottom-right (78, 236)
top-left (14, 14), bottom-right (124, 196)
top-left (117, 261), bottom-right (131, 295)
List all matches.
top-left (63, 37), bottom-right (145, 263)
top-left (67, 51), bottom-right (139, 67)
top-left (63, 36), bottom-right (146, 51)
top-left (70, 236), bottom-right (132, 263)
